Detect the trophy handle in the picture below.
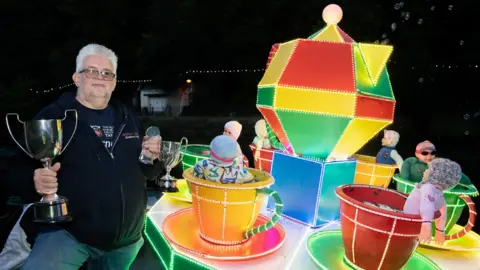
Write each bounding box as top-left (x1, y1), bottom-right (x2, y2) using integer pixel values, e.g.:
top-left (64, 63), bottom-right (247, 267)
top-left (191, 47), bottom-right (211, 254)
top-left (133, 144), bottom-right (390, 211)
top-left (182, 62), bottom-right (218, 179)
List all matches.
top-left (59, 109), bottom-right (78, 155)
top-left (5, 113), bottom-right (33, 158)
top-left (179, 137), bottom-right (188, 158)
top-left (180, 137), bottom-right (188, 147)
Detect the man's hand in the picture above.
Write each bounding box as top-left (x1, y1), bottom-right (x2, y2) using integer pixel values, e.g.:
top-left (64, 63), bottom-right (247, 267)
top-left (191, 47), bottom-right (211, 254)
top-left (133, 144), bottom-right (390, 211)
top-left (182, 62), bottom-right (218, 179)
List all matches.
top-left (33, 162), bottom-right (61, 200)
top-left (142, 136), bottom-right (161, 159)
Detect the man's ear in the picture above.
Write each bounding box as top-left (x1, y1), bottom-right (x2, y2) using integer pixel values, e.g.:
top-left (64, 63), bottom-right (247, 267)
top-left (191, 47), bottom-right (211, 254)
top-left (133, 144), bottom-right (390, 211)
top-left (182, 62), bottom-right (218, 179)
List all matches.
top-left (72, 73), bottom-right (80, 87)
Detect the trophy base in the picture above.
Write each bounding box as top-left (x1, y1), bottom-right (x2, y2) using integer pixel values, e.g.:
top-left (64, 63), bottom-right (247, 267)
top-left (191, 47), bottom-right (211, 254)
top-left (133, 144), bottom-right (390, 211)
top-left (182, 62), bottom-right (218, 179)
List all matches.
top-left (156, 175), bottom-right (179, 193)
top-left (33, 196), bottom-right (73, 224)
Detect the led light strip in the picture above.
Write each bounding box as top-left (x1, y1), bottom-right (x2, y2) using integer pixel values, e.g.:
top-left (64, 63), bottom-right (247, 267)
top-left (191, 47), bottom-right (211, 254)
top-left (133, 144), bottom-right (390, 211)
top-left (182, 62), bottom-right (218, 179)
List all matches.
top-left (342, 213), bottom-right (418, 237)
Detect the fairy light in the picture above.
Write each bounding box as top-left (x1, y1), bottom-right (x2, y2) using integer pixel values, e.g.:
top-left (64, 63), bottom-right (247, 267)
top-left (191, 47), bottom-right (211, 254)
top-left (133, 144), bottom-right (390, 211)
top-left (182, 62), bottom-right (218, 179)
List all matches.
top-left (179, 69), bottom-right (265, 76)
top-left (31, 80), bottom-right (153, 95)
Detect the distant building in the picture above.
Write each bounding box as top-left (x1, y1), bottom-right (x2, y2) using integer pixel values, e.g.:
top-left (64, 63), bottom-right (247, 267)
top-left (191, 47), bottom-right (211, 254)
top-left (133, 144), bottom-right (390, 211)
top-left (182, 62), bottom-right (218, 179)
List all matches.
top-left (134, 84), bottom-right (193, 116)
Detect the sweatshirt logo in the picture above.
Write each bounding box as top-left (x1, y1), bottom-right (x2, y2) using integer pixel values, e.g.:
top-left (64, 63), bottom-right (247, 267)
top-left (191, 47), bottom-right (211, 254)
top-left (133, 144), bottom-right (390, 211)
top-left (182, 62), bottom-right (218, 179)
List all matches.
top-left (122, 132), bottom-right (140, 139)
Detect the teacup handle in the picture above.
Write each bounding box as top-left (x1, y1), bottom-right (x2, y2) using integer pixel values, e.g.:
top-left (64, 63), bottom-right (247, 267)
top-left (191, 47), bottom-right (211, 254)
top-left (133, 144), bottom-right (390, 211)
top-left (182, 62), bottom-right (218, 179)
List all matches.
top-left (445, 194), bottom-right (476, 241)
top-left (244, 187), bottom-right (283, 239)
top-left (59, 109), bottom-right (78, 155)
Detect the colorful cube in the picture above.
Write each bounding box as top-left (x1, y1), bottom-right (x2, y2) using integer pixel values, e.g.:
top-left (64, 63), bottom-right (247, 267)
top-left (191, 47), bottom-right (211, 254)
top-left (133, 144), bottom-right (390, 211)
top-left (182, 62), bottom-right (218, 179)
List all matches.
top-left (267, 152), bottom-right (356, 227)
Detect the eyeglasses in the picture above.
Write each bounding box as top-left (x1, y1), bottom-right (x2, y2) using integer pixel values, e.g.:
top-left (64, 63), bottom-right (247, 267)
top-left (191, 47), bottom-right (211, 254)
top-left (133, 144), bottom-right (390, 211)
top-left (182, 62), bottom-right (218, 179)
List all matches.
top-left (420, 151), bottom-right (436, 156)
top-left (79, 68), bottom-right (116, 81)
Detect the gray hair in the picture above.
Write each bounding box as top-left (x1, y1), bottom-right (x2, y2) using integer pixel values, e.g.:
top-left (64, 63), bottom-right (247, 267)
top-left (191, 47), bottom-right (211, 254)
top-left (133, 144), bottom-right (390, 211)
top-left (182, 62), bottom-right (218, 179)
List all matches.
top-left (423, 158), bottom-right (462, 190)
top-left (75, 44), bottom-right (118, 73)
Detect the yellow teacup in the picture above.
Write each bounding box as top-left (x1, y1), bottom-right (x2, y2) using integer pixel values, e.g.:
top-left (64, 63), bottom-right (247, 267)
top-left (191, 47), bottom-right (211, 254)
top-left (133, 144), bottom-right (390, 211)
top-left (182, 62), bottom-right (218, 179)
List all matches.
top-left (183, 168), bottom-right (283, 245)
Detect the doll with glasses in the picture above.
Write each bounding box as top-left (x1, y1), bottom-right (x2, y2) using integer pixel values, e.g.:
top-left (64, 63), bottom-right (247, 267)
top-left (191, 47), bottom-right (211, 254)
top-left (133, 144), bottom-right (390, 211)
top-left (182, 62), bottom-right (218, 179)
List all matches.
top-left (400, 141), bottom-right (436, 183)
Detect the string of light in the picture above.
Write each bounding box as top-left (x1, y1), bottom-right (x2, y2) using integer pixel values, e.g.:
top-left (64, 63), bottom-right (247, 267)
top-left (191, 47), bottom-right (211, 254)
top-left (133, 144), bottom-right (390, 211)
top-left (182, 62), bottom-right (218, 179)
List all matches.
top-left (30, 62), bottom-right (479, 94)
top-left (180, 68), bottom-right (265, 76)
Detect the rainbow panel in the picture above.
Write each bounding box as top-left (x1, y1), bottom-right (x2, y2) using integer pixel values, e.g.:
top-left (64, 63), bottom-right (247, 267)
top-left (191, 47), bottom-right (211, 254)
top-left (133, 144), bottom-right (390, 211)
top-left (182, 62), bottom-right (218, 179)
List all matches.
top-left (257, 86), bottom-right (275, 107)
top-left (275, 110), bottom-right (352, 157)
top-left (358, 43), bottom-right (393, 85)
top-left (257, 106), bottom-right (290, 149)
top-left (310, 24), bottom-right (344, 42)
top-left (354, 44), bottom-right (394, 99)
top-left (278, 41), bottom-right (356, 92)
top-left (274, 87), bottom-right (355, 116)
top-left (355, 95), bottom-right (395, 120)
top-left (329, 118), bottom-right (391, 159)
top-left (258, 40), bottom-right (298, 86)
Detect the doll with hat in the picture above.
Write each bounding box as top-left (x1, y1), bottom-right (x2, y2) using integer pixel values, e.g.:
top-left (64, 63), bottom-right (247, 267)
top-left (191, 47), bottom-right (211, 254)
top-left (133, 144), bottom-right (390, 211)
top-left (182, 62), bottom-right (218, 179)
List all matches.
top-left (252, 119), bottom-right (271, 161)
top-left (403, 158), bottom-right (462, 244)
top-left (193, 135), bottom-right (254, 184)
top-left (375, 129), bottom-right (403, 169)
top-left (223, 120), bottom-right (245, 167)
top-left (400, 140), bottom-right (436, 183)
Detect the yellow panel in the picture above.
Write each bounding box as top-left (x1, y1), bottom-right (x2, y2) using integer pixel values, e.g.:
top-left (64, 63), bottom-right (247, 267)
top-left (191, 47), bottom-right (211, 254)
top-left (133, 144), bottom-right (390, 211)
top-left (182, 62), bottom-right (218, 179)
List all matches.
top-left (275, 87), bottom-right (355, 116)
top-left (310, 25), bottom-right (344, 42)
top-left (328, 118), bottom-right (391, 159)
top-left (358, 43), bottom-right (393, 85)
top-left (258, 40), bottom-right (299, 86)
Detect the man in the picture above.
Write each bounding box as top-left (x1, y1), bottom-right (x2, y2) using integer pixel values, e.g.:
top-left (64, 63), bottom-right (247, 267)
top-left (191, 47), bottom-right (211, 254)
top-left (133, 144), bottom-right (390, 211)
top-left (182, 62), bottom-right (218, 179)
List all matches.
top-left (9, 44), bottom-right (162, 269)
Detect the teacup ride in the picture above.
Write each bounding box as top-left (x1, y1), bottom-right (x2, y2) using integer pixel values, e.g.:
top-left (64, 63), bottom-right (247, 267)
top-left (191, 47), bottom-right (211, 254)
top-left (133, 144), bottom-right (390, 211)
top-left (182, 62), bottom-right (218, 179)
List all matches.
top-left (160, 168), bottom-right (285, 260)
top-left (353, 154), bottom-right (398, 188)
top-left (307, 184), bottom-right (442, 270)
top-left (393, 173), bottom-right (480, 251)
top-left (249, 143), bottom-right (277, 173)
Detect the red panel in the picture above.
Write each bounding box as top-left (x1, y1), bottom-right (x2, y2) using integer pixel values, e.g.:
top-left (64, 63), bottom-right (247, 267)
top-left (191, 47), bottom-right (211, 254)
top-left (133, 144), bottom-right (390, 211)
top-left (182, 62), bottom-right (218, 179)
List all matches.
top-left (355, 95), bottom-right (395, 120)
top-left (249, 144), bottom-right (275, 173)
top-left (266, 43), bottom-right (280, 68)
top-left (279, 40), bottom-right (355, 92)
top-left (257, 106), bottom-right (290, 150)
top-left (337, 28), bottom-right (355, 43)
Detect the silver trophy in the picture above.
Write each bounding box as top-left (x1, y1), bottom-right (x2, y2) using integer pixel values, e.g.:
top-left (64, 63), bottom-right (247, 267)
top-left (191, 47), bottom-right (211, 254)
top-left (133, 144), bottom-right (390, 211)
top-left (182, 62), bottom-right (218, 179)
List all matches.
top-left (157, 137), bottom-right (188, 192)
top-left (5, 110), bottom-right (78, 223)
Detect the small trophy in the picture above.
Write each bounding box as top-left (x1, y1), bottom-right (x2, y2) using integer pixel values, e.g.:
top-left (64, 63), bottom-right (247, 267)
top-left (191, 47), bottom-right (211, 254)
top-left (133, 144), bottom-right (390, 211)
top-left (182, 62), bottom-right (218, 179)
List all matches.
top-left (5, 110), bottom-right (78, 223)
top-left (139, 126), bottom-right (161, 165)
top-left (157, 137), bottom-right (188, 192)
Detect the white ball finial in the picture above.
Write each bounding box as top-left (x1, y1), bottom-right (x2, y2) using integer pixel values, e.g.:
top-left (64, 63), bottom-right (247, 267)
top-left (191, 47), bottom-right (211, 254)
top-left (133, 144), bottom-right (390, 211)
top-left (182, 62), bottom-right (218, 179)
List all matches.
top-left (322, 4), bottom-right (343, 25)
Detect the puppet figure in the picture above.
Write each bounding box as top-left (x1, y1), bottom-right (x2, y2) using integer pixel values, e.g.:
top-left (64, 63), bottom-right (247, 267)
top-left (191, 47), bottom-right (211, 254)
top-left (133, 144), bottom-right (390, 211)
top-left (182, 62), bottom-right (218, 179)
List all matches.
top-left (375, 130), bottom-right (403, 169)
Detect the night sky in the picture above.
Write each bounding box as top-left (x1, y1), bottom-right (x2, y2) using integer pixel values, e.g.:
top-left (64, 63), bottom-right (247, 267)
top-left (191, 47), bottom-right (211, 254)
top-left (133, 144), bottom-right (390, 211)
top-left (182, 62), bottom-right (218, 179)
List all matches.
top-left (0, 0), bottom-right (479, 177)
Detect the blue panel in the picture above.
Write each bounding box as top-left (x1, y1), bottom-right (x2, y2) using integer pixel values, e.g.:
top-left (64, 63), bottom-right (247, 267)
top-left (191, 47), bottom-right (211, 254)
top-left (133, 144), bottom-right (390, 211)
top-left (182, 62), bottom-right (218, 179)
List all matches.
top-left (268, 152), bottom-right (323, 225)
top-left (316, 159), bottom-right (357, 224)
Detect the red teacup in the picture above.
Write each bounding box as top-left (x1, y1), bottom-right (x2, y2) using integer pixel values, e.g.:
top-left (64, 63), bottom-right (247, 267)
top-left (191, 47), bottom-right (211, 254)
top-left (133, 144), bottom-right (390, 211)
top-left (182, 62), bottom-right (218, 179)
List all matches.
top-left (336, 185), bottom-right (440, 270)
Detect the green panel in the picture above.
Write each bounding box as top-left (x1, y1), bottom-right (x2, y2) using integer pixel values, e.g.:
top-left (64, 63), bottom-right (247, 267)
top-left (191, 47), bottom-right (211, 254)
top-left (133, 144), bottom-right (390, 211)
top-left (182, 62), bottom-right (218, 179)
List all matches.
top-left (145, 216), bottom-right (216, 270)
top-left (275, 110), bottom-right (351, 158)
top-left (307, 28), bottom-right (323, 39)
top-left (145, 217), bottom-right (172, 269)
top-left (181, 145), bottom-right (210, 171)
top-left (354, 44), bottom-right (394, 99)
top-left (256, 86), bottom-right (275, 107)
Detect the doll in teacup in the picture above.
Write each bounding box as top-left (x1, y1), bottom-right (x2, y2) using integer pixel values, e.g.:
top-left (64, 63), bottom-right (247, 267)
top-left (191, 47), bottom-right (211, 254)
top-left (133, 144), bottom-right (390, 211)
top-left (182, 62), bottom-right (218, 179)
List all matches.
top-left (400, 140), bottom-right (436, 182)
top-left (193, 135), bottom-right (254, 184)
top-left (252, 119), bottom-right (271, 161)
top-left (403, 158), bottom-right (462, 245)
top-left (375, 129), bottom-right (403, 169)
top-left (223, 120), bottom-right (244, 168)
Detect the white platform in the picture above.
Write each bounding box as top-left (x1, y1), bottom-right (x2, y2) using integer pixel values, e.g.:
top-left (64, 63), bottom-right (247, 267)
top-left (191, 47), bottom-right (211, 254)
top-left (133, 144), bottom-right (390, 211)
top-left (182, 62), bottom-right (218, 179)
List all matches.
top-left (147, 196), bottom-right (480, 270)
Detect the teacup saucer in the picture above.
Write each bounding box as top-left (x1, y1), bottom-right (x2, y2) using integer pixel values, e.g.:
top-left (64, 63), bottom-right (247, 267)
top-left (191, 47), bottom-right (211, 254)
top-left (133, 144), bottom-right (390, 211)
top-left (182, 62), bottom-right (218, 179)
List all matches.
top-left (162, 208), bottom-right (285, 261)
top-left (307, 230), bottom-right (441, 270)
top-left (162, 180), bottom-right (192, 203)
top-left (419, 224), bottom-right (480, 251)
